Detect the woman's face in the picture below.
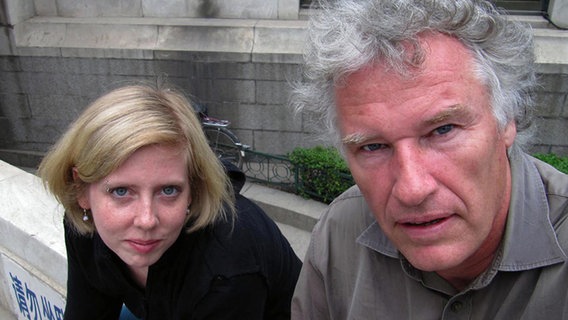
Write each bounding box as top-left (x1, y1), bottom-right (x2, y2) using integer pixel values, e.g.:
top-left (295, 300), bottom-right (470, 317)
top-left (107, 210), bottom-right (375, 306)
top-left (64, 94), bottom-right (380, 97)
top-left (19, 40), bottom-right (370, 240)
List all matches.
top-left (78, 144), bottom-right (191, 278)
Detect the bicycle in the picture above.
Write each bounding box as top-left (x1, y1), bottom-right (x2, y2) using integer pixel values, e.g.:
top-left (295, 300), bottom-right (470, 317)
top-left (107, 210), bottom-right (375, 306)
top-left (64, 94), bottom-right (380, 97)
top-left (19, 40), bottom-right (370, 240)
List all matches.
top-left (193, 103), bottom-right (250, 169)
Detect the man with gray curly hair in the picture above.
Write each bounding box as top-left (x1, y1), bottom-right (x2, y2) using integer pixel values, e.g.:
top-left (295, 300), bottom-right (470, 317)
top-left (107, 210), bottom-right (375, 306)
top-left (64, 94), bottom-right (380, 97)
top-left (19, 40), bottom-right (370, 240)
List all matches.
top-left (291, 0), bottom-right (568, 319)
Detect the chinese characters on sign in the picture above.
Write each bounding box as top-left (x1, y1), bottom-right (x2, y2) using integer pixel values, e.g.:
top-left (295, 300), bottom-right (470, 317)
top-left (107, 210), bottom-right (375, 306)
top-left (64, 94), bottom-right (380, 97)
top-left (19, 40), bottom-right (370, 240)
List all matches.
top-left (10, 272), bottom-right (64, 320)
top-left (2, 254), bottom-right (65, 320)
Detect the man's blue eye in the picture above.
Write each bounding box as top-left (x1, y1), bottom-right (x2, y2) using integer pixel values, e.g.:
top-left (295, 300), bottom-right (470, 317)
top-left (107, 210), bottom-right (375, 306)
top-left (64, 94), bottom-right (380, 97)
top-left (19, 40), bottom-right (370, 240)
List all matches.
top-left (111, 187), bottom-right (128, 197)
top-left (362, 143), bottom-right (384, 152)
top-left (435, 124), bottom-right (454, 135)
top-left (162, 186), bottom-right (178, 196)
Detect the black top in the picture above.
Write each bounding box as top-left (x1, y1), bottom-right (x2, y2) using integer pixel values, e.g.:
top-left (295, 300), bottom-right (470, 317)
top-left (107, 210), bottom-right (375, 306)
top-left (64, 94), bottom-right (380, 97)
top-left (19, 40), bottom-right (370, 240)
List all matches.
top-left (63, 164), bottom-right (302, 319)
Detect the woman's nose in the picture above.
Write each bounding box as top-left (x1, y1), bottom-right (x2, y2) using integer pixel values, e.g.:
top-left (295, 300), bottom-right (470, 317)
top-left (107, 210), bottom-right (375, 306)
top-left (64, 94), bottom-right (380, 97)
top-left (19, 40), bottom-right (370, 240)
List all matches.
top-left (133, 199), bottom-right (159, 229)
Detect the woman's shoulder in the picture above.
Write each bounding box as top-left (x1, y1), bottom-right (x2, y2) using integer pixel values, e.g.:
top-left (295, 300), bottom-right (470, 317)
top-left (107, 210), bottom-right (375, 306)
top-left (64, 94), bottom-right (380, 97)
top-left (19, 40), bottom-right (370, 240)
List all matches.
top-left (211, 193), bottom-right (284, 247)
top-left (189, 193), bottom-right (297, 275)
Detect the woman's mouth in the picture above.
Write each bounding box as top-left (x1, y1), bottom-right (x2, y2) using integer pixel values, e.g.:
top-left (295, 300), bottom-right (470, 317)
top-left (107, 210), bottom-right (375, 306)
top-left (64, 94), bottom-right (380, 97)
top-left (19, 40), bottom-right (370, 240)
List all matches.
top-left (127, 239), bottom-right (161, 254)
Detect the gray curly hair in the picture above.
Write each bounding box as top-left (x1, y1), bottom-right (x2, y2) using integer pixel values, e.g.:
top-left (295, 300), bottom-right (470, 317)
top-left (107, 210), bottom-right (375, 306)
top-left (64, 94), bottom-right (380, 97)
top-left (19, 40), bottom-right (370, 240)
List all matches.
top-left (291, 0), bottom-right (537, 149)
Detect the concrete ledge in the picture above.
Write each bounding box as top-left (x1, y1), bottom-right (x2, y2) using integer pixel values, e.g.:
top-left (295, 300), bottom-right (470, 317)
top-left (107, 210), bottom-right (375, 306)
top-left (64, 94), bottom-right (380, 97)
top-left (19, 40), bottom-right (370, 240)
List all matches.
top-left (13, 16), bottom-right (307, 63)
top-left (241, 182), bottom-right (326, 232)
top-left (534, 27), bottom-right (568, 74)
top-left (0, 160), bottom-right (66, 319)
top-left (8, 15), bottom-right (568, 69)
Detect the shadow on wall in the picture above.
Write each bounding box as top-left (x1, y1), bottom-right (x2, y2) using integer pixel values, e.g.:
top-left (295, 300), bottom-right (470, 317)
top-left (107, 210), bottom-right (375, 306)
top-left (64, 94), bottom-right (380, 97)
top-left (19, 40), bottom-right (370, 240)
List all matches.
top-left (198, 0), bottom-right (221, 17)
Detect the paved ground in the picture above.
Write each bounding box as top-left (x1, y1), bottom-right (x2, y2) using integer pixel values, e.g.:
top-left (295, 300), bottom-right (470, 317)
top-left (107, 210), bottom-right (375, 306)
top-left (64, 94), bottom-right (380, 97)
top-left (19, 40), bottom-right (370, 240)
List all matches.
top-left (276, 221), bottom-right (311, 260)
top-left (240, 181), bottom-right (324, 261)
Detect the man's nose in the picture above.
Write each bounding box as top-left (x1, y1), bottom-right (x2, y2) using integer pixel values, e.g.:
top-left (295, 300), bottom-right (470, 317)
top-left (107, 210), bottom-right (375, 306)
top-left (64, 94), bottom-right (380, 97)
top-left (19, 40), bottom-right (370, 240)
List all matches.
top-left (390, 144), bottom-right (437, 207)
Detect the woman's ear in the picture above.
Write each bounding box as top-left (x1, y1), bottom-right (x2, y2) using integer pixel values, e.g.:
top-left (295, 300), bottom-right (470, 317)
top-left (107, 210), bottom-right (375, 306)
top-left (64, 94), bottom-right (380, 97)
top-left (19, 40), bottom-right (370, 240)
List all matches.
top-left (73, 167), bottom-right (89, 209)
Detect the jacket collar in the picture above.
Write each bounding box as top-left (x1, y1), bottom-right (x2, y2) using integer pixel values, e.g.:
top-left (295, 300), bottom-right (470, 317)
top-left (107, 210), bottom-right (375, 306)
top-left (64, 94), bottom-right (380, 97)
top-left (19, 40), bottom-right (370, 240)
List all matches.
top-left (498, 146), bottom-right (566, 270)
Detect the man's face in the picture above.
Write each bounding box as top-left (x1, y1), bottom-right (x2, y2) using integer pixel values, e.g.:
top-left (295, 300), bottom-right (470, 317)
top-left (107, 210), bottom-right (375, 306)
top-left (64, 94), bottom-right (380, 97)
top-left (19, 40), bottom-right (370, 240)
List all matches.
top-left (336, 33), bottom-right (516, 280)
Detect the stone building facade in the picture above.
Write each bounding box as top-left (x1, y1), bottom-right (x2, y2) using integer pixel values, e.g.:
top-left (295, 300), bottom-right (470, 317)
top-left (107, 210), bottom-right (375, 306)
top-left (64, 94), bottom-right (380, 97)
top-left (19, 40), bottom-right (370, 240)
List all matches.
top-left (0, 0), bottom-right (567, 170)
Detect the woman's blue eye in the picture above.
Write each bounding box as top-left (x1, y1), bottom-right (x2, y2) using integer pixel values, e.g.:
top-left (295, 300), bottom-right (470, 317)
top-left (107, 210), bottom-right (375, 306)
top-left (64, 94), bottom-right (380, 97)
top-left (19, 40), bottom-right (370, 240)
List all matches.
top-left (435, 124), bottom-right (454, 135)
top-left (162, 186), bottom-right (178, 196)
top-left (111, 187), bottom-right (128, 197)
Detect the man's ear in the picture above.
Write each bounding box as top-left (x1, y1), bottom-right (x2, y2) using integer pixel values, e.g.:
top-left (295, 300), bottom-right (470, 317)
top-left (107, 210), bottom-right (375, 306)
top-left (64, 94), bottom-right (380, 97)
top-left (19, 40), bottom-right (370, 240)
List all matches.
top-left (503, 121), bottom-right (517, 148)
top-left (73, 167), bottom-right (89, 209)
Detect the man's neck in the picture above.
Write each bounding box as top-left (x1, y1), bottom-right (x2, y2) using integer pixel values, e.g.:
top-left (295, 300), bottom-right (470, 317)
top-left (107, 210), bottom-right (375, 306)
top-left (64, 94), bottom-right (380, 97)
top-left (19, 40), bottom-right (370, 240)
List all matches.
top-left (436, 251), bottom-right (497, 291)
top-left (437, 213), bottom-right (507, 291)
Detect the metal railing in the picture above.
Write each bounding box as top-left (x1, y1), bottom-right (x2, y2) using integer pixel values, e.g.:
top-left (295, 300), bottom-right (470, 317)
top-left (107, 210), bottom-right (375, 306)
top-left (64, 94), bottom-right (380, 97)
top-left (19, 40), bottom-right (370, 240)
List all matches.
top-left (241, 149), bottom-right (355, 203)
top-left (242, 150), bottom-right (297, 192)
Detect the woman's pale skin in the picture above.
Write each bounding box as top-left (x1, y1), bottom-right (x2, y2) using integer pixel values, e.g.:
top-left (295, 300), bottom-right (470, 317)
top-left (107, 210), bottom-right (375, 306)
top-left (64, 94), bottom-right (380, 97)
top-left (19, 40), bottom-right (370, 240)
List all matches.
top-left (77, 144), bottom-right (192, 288)
top-left (336, 33), bottom-right (516, 290)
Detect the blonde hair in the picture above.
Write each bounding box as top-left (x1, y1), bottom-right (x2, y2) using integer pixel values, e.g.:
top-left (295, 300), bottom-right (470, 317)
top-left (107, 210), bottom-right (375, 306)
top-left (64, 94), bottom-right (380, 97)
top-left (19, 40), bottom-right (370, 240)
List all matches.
top-left (38, 84), bottom-right (234, 235)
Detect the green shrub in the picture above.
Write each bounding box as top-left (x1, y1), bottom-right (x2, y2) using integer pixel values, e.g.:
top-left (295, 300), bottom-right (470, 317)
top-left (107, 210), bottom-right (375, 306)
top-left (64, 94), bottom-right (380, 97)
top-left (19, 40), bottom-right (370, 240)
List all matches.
top-left (533, 153), bottom-right (568, 174)
top-left (289, 146), bottom-right (354, 203)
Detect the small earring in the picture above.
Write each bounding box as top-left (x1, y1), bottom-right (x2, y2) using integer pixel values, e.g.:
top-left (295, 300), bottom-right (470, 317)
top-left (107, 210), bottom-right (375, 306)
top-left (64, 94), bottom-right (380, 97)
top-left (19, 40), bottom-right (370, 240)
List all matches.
top-left (186, 207), bottom-right (190, 216)
top-left (82, 209), bottom-right (89, 221)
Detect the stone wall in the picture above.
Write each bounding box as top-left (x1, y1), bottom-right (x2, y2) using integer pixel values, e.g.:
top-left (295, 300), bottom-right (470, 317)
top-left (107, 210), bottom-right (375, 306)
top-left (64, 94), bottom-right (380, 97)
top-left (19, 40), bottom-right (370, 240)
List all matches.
top-left (0, 0), bottom-right (567, 171)
top-left (532, 72), bottom-right (568, 156)
top-left (0, 161), bottom-right (66, 319)
top-left (2, 54), bottom-right (567, 167)
top-left (0, 55), bottom-right (309, 158)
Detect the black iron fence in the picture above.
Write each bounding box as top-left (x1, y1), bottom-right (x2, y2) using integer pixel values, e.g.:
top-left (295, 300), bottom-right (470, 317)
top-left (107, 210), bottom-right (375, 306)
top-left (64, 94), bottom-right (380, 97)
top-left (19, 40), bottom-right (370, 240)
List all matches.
top-left (242, 149), bottom-right (355, 203)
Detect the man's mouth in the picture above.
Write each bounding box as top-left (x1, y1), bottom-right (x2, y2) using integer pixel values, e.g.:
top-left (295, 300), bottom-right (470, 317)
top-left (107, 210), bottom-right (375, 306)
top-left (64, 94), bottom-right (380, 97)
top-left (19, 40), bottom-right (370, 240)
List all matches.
top-left (405, 218), bottom-right (445, 227)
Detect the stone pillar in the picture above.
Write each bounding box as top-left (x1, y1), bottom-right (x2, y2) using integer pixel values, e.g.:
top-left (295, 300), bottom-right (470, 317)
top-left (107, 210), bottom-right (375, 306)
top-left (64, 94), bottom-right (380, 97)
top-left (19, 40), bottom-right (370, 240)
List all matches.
top-left (548, 0), bottom-right (568, 29)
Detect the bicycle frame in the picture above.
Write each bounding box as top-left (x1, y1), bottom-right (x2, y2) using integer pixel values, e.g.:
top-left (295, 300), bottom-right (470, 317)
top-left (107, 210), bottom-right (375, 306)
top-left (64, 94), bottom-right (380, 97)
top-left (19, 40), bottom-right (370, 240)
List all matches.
top-left (194, 106), bottom-right (249, 168)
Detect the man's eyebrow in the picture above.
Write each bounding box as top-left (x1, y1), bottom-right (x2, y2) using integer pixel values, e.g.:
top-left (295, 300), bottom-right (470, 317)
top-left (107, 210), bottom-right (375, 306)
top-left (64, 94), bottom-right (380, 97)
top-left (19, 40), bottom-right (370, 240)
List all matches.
top-left (341, 132), bottom-right (376, 145)
top-left (424, 104), bottom-right (472, 126)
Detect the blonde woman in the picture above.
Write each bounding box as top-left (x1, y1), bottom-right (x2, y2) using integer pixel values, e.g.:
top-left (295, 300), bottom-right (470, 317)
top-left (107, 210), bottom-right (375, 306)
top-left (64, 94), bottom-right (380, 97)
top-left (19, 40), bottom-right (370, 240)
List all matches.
top-left (39, 84), bottom-right (301, 319)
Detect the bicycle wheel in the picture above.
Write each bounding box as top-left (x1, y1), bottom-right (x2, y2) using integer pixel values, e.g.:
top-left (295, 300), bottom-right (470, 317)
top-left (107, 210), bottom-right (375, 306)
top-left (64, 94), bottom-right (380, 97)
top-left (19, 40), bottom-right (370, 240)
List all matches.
top-left (203, 127), bottom-right (244, 168)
